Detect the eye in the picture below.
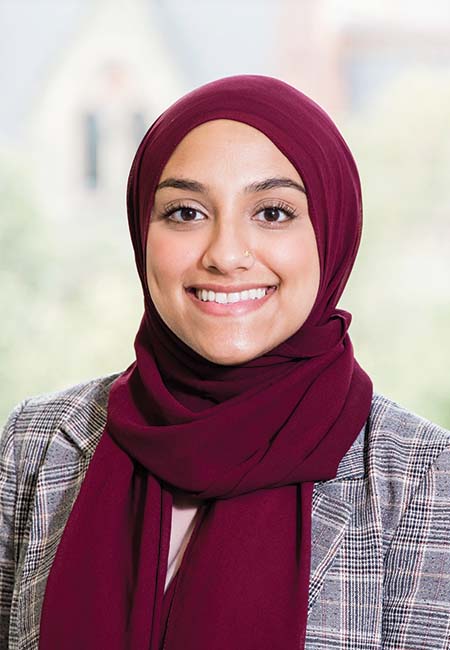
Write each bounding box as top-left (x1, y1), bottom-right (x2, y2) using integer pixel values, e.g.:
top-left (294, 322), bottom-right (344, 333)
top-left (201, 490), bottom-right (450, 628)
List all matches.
top-left (162, 205), bottom-right (205, 223)
top-left (254, 203), bottom-right (297, 224)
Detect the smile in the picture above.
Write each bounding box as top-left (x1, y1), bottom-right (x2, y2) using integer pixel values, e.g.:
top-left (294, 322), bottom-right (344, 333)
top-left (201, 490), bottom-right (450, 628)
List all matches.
top-left (194, 287), bottom-right (273, 304)
top-left (185, 285), bottom-right (278, 315)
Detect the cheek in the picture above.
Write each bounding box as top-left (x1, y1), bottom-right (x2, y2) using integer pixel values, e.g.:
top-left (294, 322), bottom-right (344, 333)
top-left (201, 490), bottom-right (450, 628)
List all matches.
top-left (274, 234), bottom-right (320, 291)
top-left (145, 229), bottom-right (196, 294)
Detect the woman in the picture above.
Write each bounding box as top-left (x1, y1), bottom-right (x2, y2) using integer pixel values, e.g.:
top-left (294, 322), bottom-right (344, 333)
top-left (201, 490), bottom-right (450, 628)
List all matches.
top-left (1, 75), bottom-right (449, 650)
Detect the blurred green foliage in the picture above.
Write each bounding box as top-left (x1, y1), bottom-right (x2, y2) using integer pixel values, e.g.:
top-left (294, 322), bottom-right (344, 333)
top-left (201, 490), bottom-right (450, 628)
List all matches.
top-left (1, 68), bottom-right (449, 430)
top-left (0, 155), bottom-right (142, 425)
top-left (341, 69), bottom-right (450, 427)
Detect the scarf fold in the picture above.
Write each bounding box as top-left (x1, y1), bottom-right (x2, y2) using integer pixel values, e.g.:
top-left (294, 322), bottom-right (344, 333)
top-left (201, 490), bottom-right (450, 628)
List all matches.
top-left (39, 75), bottom-right (372, 650)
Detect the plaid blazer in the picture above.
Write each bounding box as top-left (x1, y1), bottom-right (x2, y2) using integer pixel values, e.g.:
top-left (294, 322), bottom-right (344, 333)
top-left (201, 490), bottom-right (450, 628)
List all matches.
top-left (1, 373), bottom-right (450, 650)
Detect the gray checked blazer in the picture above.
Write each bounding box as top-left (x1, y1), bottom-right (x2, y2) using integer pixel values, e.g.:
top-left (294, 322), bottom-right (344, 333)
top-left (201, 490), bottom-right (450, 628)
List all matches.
top-left (1, 373), bottom-right (450, 650)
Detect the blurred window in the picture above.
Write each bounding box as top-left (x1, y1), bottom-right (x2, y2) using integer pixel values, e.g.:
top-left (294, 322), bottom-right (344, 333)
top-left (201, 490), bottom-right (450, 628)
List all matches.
top-left (132, 111), bottom-right (147, 146)
top-left (84, 112), bottom-right (99, 188)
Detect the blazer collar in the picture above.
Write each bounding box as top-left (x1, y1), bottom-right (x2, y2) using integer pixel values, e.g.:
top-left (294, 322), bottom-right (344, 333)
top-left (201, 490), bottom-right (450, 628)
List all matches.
top-left (333, 423), bottom-right (366, 480)
top-left (59, 395), bottom-right (109, 458)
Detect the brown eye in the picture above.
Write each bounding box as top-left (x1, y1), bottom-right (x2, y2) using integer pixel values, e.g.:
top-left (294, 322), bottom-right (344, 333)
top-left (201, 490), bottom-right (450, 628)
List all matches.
top-left (263, 207), bottom-right (283, 222)
top-left (254, 204), bottom-right (296, 224)
top-left (164, 206), bottom-right (205, 222)
top-left (178, 207), bottom-right (199, 221)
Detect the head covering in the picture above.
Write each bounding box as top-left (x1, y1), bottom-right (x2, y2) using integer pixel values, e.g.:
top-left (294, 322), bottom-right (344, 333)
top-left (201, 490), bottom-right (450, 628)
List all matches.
top-left (39, 75), bottom-right (372, 650)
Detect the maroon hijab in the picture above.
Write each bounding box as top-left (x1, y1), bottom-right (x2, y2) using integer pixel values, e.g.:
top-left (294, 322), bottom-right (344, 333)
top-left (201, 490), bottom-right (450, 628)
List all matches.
top-left (39, 75), bottom-right (372, 650)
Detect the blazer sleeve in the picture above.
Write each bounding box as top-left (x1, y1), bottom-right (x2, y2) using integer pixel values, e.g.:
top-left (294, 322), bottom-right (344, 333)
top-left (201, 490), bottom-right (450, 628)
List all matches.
top-left (382, 443), bottom-right (450, 648)
top-left (0, 402), bottom-right (27, 649)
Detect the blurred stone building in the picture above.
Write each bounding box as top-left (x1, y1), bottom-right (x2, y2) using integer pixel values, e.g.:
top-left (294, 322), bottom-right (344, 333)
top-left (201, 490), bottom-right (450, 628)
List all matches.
top-left (1, 0), bottom-right (449, 224)
top-left (17, 0), bottom-right (182, 224)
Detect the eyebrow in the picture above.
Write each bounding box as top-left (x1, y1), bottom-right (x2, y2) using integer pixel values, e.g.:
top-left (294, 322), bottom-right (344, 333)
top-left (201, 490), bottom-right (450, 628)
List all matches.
top-left (155, 176), bottom-right (306, 194)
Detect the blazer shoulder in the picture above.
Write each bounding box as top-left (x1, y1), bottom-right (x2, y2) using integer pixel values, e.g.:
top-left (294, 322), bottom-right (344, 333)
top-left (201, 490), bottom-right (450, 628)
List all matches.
top-left (367, 392), bottom-right (450, 545)
top-left (369, 391), bottom-right (450, 458)
top-left (366, 394), bottom-right (450, 499)
top-left (20, 371), bottom-right (121, 416)
top-left (1, 372), bottom-right (121, 479)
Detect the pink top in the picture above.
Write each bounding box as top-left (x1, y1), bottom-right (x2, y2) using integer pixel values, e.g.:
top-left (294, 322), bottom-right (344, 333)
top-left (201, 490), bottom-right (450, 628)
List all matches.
top-left (164, 495), bottom-right (202, 592)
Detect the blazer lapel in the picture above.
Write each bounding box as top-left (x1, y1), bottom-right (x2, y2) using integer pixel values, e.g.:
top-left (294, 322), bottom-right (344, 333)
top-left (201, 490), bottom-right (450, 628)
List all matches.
top-left (16, 409), bottom-right (106, 649)
top-left (307, 425), bottom-right (366, 612)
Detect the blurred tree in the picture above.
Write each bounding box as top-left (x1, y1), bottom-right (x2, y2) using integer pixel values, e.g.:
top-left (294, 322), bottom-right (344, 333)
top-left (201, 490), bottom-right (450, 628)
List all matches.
top-left (341, 68), bottom-right (450, 427)
top-left (0, 156), bottom-right (56, 421)
top-left (0, 155), bottom-right (141, 426)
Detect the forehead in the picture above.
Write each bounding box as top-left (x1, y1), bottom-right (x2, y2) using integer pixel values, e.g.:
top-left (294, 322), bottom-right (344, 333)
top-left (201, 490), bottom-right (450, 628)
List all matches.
top-left (159, 119), bottom-right (302, 182)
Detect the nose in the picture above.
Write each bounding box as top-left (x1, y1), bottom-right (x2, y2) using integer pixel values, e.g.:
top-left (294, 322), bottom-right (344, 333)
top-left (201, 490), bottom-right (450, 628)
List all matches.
top-left (201, 216), bottom-right (255, 274)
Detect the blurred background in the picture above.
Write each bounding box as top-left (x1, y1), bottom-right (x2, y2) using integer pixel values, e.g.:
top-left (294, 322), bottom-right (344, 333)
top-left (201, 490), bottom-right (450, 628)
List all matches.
top-left (1, 0), bottom-right (449, 427)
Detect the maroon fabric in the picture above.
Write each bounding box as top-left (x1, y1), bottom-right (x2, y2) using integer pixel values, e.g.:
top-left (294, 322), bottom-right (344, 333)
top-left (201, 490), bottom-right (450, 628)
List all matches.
top-left (39, 75), bottom-right (372, 650)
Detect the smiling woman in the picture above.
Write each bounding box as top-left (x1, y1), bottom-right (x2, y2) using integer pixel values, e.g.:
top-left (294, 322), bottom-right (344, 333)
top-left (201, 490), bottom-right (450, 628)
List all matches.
top-left (1, 75), bottom-right (450, 650)
top-left (147, 119), bottom-right (320, 365)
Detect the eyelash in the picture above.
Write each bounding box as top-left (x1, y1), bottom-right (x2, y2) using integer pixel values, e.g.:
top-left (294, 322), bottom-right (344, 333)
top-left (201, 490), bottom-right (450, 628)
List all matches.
top-left (159, 201), bottom-right (299, 227)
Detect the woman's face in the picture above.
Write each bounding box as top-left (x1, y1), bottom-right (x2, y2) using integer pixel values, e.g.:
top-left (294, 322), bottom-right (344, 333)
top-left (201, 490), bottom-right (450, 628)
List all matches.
top-left (146, 119), bottom-right (320, 365)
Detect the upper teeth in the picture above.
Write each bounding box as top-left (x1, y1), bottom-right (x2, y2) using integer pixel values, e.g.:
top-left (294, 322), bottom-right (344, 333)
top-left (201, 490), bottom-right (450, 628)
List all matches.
top-left (195, 287), bottom-right (271, 303)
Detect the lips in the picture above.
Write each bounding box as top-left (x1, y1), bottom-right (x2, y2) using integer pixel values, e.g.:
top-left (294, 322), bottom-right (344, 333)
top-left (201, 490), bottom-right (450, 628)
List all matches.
top-left (194, 286), bottom-right (272, 304)
top-left (185, 285), bottom-right (277, 314)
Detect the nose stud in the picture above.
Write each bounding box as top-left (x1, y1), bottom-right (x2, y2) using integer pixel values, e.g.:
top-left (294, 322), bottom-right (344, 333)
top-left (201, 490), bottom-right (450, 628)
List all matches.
top-left (243, 250), bottom-right (252, 257)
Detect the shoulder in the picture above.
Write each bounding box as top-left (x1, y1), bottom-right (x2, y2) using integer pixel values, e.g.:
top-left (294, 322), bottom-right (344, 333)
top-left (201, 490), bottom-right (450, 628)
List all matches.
top-left (14, 372), bottom-right (120, 422)
top-left (0, 372), bottom-right (121, 477)
top-left (367, 391), bottom-right (450, 475)
top-left (369, 395), bottom-right (450, 636)
top-left (365, 392), bottom-right (450, 543)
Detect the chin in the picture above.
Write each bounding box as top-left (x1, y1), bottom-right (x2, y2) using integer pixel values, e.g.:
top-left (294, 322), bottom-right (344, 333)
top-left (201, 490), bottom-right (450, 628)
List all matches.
top-left (196, 343), bottom-right (265, 366)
